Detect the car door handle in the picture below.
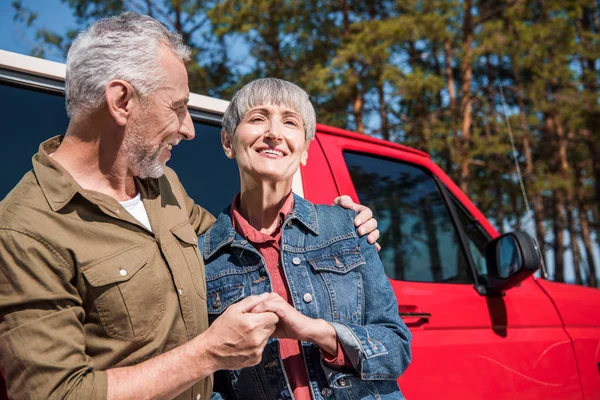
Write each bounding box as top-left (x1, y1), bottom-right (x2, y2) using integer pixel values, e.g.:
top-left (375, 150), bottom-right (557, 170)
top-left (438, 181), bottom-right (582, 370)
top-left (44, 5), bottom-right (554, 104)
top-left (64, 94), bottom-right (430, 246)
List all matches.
top-left (398, 305), bottom-right (431, 327)
top-left (398, 312), bottom-right (432, 318)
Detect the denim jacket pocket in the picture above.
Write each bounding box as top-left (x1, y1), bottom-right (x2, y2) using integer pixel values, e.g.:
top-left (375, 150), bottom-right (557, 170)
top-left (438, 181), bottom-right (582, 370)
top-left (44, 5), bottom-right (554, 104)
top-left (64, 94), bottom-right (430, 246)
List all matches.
top-left (207, 282), bottom-right (246, 314)
top-left (82, 245), bottom-right (164, 341)
top-left (308, 251), bottom-right (365, 274)
top-left (307, 250), bottom-right (365, 324)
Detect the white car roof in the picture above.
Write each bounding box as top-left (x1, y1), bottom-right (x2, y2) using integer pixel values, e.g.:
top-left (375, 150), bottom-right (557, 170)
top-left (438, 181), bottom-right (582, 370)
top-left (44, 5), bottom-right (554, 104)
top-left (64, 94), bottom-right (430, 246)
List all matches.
top-left (0, 49), bottom-right (229, 115)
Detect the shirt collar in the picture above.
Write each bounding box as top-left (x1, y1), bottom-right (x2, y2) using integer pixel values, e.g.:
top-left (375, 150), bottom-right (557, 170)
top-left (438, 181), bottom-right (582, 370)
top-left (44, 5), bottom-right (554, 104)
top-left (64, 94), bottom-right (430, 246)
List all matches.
top-left (32, 135), bottom-right (160, 213)
top-left (230, 192), bottom-right (294, 245)
top-left (203, 192), bottom-right (319, 259)
top-left (32, 136), bottom-right (81, 211)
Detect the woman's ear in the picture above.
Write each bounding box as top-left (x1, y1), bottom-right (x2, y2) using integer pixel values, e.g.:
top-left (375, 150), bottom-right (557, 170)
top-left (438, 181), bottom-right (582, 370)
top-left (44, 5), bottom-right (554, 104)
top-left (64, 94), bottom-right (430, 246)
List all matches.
top-left (300, 142), bottom-right (310, 166)
top-left (221, 130), bottom-right (236, 159)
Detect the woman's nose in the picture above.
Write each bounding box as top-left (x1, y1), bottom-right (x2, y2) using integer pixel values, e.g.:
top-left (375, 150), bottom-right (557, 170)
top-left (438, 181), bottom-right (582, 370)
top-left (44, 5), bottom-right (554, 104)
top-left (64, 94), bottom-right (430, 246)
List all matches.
top-left (265, 120), bottom-right (283, 141)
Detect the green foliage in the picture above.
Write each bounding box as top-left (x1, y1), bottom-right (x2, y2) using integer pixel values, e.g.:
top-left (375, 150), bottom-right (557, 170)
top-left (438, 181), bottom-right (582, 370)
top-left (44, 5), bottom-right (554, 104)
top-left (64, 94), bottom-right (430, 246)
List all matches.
top-left (10, 0), bottom-right (600, 285)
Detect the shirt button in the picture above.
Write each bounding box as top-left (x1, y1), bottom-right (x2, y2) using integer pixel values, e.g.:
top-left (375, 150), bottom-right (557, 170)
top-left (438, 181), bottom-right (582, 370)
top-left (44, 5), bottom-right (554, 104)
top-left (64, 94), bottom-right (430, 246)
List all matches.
top-left (196, 395), bottom-right (202, 400)
top-left (338, 377), bottom-right (347, 387)
top-left (178, 288), bottom-right (183, 295)
top-left (119, 269), bottom-right (127, 276)
top-left (292, 257), bottom-right (301, 265)
top-left (303, 293), bottom-right (313, 303)
top-left (321, 388), bottom-right (332, 397)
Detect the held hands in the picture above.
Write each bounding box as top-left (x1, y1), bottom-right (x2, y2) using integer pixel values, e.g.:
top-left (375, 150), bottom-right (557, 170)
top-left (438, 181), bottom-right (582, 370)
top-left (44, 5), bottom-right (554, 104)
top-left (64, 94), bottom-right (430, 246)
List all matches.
top-left (202, 293), bottom-right (279, 370)
top-left (333, 195), bottom-right (380, 251)
top-left (251, 293), bottom-right (338, 355)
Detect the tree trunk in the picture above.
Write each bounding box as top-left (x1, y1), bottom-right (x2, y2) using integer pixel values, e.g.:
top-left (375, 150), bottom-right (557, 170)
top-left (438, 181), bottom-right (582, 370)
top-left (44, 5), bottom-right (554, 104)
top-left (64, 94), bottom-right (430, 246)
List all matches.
top-left (377, 81), bottom-right (390, 141)
top-left (566, 193), bottom-right (583, 285)
top-left (575, 166), bottom-right (598, 287)
top-left (495, 181), bottom-right (505, 234)
top-left (459, 0), bottom-right (474, 194)
top-left (353, 92), bottom-right (365, 134)
top-left (553, 190), bottom-right (566, 283)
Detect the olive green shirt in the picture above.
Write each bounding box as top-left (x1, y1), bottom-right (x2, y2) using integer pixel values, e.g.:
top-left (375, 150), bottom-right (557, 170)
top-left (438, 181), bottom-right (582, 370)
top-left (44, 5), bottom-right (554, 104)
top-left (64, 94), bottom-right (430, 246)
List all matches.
top-left (0, 136), bottom-right (216, 400)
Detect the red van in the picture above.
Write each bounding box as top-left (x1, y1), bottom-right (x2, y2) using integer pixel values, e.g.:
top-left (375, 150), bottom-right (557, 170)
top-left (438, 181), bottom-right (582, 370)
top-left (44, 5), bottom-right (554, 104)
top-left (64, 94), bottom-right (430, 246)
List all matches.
top-left (1, 49), bottom-right (599, 399)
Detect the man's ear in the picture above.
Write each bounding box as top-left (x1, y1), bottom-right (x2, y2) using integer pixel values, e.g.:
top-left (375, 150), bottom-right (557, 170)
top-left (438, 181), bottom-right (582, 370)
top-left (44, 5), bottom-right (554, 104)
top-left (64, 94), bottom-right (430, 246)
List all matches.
top-left (221, 130), bottom-right (236, 159)
top-left (105, 80), bottom-right (135, 126)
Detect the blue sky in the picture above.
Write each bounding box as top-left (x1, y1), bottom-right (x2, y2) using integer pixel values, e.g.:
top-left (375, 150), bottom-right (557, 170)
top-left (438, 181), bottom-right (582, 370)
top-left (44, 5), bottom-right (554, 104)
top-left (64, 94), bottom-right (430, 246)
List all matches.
top-left (0, 0), bottom-right (76, 61)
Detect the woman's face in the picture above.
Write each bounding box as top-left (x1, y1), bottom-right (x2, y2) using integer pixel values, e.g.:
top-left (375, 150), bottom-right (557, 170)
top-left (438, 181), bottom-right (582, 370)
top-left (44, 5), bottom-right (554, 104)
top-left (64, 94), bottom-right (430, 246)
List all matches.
top-left (222, 104), bottom-right (309, 184)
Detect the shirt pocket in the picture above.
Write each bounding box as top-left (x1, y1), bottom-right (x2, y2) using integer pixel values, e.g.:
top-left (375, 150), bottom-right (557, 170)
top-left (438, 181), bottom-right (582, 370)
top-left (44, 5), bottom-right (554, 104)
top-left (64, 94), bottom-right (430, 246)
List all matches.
top-left (308, 250), bottom-right (365, 324)
top-left (171, 222), bottom-right (206, 300)
top-left (82, 245), bottom-right (165, 341)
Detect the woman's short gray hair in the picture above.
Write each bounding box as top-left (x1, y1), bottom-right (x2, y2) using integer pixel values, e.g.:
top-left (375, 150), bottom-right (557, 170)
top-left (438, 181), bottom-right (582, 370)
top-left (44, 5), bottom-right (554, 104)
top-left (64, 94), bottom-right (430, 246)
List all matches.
top-left (65, 12), bottom-right (191, 118)
top-left (222, 78), bottom-right (316, 141)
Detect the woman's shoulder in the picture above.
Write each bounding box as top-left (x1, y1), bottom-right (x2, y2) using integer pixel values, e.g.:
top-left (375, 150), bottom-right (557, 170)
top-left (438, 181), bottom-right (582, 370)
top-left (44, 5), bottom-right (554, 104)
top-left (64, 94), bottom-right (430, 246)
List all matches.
top-left (198, 207), bottom-right (234, 258)
top-left (312, 203), bottom-right (357, 236)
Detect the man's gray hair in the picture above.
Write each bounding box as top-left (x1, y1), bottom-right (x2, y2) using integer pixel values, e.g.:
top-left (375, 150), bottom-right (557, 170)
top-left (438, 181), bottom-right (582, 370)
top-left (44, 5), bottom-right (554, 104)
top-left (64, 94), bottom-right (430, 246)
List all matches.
top-left (65, 12), bottom-right (191, 118)
top-left (222, 78), bottom-right (316, 141)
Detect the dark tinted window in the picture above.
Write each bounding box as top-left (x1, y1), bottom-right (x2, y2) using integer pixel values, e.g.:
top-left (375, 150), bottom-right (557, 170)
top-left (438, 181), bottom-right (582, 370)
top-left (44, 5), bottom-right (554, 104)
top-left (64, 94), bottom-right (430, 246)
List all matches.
top-left (0, 81), bottom-right (239, 217)
top-left (0, 82), bottom-right (69, 198)
top-left (167, 122), bottom-right (240, 216)
top-left (344, 151), bottom-right (472, 284)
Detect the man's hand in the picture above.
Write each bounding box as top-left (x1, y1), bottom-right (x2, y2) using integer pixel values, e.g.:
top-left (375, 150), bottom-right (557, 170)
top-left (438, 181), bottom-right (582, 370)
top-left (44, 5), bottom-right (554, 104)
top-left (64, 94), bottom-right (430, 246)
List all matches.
top-left (333, 195), bottom-right (380, 251)
top-left (200, 293), bottom-right (279, 371)
top-left (251, 293), bottom-right (338, 355)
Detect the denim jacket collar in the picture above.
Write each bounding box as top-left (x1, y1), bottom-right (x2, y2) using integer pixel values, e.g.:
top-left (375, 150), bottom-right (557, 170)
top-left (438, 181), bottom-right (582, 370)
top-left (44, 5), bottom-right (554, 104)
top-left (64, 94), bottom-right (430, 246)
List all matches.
top-left (203, 193), bottom-right (319, 259)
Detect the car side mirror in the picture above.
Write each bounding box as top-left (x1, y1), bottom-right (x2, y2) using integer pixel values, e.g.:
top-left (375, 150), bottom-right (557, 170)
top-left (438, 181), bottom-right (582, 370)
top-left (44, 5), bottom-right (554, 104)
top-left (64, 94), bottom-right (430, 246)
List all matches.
top-left (484, 231), bottom-right (541, 294)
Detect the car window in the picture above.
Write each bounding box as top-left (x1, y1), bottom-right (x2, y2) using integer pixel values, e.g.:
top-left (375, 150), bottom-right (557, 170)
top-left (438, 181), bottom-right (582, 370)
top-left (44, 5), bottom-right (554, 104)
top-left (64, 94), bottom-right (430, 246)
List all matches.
top-left (343, 150), bottom-right (473, 284)
top-left (0, 82), bottom-right (69, 199)
top-left (0, 81), bottom-right (239, 217)
top-left (167, 121), bottom-right (240, 216)
top-left (451, 195), bottom-right (490, 277)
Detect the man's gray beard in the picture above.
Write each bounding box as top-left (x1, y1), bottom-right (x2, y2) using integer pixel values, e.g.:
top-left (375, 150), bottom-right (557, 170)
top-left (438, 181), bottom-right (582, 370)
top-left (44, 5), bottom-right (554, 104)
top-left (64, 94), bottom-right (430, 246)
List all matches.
top-left (131, 146), bottom-right (164, 179)
top-left (124, 123), bottom-right (166, 179)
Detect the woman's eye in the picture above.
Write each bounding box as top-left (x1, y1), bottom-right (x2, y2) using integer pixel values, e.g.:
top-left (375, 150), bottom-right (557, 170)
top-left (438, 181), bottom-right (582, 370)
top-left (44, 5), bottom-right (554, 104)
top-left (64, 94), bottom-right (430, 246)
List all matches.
top-left (285, 120), bottom-right (299, 126)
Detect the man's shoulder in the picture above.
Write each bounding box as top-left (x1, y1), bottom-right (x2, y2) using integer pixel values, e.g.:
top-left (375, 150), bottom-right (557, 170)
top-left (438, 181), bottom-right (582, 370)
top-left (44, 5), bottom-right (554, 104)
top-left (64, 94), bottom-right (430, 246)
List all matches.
top-left (0, 170), bottom-right (49, 228)
top-left (161, 166), bottom-right (183, 186)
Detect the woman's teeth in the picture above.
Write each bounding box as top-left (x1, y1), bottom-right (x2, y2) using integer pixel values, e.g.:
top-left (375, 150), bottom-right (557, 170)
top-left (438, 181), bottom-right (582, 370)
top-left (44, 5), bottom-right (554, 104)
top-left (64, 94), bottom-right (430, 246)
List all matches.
top-left (259, 149), bottom-right (283, 156)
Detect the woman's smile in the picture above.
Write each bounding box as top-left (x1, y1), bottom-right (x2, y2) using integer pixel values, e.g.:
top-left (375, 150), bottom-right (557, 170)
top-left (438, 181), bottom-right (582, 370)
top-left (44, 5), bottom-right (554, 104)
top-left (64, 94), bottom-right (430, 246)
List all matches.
top-left (256, 146), bottom-right (287, 158)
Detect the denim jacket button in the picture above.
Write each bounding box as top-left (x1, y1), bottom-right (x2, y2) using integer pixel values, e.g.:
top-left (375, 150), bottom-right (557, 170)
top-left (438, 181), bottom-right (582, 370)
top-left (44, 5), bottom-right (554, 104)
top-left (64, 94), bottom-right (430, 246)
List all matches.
top-left (321, 388), bottom-right (332, 397)
top-left (338, 378), bottom-right (347, 387)
top-left (292, 257), bottom-right (301, 265)
top-left (303, 293), bottom-right (313, 303)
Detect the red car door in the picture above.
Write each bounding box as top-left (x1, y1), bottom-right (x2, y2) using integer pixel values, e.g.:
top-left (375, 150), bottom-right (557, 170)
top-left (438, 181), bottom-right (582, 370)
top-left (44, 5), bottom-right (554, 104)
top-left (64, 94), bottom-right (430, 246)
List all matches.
top-left (301, 125), bottom-right (582, 400)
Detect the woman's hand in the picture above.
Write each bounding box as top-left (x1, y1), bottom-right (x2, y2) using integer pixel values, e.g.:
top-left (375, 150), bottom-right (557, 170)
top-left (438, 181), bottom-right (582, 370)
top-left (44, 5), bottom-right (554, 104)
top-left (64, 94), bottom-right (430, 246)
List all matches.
top-left (333, 195), bottom-right (381, 251)
top-left (251, 292), bottom-right (338, 354)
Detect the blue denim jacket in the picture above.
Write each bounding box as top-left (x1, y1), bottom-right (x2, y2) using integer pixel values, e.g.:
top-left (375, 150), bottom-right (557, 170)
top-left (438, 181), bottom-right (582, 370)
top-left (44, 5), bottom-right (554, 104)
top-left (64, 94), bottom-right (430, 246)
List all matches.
top-left (199, 194), bottom-right (412, 400)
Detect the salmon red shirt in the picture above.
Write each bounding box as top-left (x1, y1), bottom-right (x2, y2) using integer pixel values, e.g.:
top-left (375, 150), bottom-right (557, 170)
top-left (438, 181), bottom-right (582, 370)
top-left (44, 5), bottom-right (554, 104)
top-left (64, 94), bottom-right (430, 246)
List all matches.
top-left (231, 193), bottom-right (350, 399)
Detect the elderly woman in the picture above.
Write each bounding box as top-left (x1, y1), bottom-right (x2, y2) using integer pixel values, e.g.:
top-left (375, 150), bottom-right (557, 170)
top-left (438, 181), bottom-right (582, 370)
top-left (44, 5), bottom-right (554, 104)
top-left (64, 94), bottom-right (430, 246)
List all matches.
top-left (200, 78), bottom-right (411, 400)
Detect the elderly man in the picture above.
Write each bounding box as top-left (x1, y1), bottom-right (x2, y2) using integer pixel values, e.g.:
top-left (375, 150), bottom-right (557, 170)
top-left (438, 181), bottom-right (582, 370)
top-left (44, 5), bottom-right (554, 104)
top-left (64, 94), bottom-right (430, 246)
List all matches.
top-left (0, 12), bottom-right (378, 400)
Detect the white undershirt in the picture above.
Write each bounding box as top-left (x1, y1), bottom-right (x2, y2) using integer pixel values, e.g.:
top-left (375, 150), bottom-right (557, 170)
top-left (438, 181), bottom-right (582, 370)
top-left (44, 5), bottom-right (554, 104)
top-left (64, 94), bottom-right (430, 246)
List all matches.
top-left (119, 193), bottom-right (152, 232)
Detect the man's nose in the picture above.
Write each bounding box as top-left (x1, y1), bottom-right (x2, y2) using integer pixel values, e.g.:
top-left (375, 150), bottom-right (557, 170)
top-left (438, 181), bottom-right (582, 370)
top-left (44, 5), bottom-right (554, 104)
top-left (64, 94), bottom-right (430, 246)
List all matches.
top-left (180, 109), bottom-right (195, 140)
